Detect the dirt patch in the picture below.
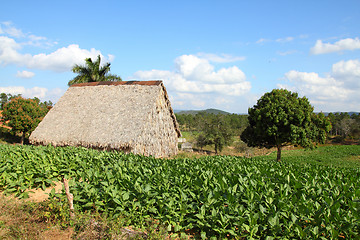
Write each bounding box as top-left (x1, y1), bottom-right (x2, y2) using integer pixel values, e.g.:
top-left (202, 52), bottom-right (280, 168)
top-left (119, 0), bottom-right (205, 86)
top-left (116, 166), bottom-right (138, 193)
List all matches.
top-left (41, 226), bottom-right (74, 240)
top-left (347, 155), bottom-right (360, 161)
top-left (25, 181), bottom-right (63, 202)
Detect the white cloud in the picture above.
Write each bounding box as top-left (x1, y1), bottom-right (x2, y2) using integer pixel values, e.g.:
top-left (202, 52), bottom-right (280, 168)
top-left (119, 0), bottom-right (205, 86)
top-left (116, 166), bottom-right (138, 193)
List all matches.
top-left (0, 21), bottom-right (54, 47)
top-left (133, 54), bottom-right (251, 96)
top-left (215, 97), bottom-right (231, 105)
top-left (276, 36), bottom-right (294, 43)
top-left (0, 36), bottom-right (112, 72)
top-left (0, 86), bottom-right (65, 102)
top-left (277, 50), bottom-right (298, 56)
top-left (133, 54), bottom-right (251, 111)
top-left (196, 53), bottom-right (245, 63)
top-left (280, 59), bottom-right (360, 111)
top-left (0, 86), bottom-right (48, 99)
top-left (0, 22), bottom-right (111, 72)
top-left (107, 54), bottom-right (115, 62)
top-left (256, 38), bottom-right (270, 44)
top-left (331, 59), bottom-right (360, 88)
top-left (46, 88), bottom-right (66, 102)
top-left (299, 34), bottom-right (309, 39)
top-left (25, 35), bottom-right (56, 48)
top-left (0, 21), bottom-right (24, 38)
top-left (5, 26), bottom-right (24, 38)
top-left (16, 70), bottom-right (35, 78)
top-left (28, 34), bottom-right (47, 42)
top-left (176, 93), bottom-right (206, 108)
top-left (310, 37), bottom-right (360, 55)
top-left (285, 70), bottom-right (330, 86)
top-left (256, 36), bottom-right (295, 44)
top-left (0, 36), bottom-right (27, 65)
top-left (282, 70), bottom-right (348, 101)
top-left (27, 44), bottom-right (108, 72)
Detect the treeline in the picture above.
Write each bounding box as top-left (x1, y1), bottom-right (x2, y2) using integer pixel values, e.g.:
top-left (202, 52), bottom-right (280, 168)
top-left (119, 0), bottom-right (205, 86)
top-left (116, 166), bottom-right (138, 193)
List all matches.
top-left (175, 111), bottom-right (360, 153)
top-left (175, 112), bottom-right (248, 153)
top-left (0, 93), bottom-right (53, 110)
top-left (327, 112), bottom-right (360, 139)
top-left (176, 112), bottom-right (248, 133)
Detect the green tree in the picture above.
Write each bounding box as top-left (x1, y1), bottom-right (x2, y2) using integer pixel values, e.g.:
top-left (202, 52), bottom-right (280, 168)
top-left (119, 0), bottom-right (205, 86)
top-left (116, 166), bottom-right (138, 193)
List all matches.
top-left (0, 93), bottom-right (8, 110)
top-left (1, 97), bottom-right (49, 144)
top-left (68, 55), bottom-right (122, 86)
top-left (196, 133), bottom-right (211, 150)
top-left (201, 114), bottom-right (233, 154)
top-left (350, 113), bottom-right (360, 139)
top-left (241, 89), bottom-right (331, 161)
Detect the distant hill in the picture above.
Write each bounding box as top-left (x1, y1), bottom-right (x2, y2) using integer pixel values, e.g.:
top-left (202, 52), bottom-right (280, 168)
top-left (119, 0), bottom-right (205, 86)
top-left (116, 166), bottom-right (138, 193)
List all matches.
top-left (174, 110), bottom-right (360, 116)
top-left (175, 108), bottom-right (231, 115)
top-left (321, 112), bottom-right (359, 116)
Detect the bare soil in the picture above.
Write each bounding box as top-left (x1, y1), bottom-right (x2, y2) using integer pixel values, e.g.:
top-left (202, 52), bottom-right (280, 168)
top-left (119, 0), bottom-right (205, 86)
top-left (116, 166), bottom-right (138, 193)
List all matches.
top-left (25, 181), bottom-right (63, 202)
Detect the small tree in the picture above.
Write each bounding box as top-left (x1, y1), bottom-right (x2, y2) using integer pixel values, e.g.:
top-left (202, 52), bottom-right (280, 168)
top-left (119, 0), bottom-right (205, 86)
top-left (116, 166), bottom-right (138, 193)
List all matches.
top-left (201, 114), bottom-right (233, 154)
top-left (1, 97), bottom-right (49, 144)
top-left (68, 55), bottom-right (121, 86)
top-left (241, 89), bottom-right (331, 161)
top-left (196, 133), bottom-right (210, 150)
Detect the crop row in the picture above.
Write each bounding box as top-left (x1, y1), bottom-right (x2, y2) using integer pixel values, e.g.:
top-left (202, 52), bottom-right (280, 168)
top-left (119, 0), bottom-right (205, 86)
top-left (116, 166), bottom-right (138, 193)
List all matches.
top-left (0, 144), bottom-right (359, 239)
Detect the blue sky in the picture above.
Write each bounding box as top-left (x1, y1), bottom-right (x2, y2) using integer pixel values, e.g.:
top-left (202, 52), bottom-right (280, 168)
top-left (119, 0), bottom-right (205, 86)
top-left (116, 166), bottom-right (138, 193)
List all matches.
top-left (1, 0), bottom-right (359, 113)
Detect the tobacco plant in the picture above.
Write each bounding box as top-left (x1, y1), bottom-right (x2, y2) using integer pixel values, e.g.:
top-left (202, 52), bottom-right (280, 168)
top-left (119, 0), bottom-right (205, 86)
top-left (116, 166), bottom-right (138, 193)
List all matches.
top-left (0, 144), bottom-right (359, 239)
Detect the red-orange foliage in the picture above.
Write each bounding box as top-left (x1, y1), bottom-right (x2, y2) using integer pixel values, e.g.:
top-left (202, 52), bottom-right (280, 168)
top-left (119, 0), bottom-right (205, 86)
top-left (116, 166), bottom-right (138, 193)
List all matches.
top-left (1, 97), bottom-right (49, 144)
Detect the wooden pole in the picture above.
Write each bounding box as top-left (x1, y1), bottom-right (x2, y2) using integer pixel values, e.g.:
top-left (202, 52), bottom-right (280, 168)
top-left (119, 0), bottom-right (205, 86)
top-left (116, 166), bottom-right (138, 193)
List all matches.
top-left (63, 177), bottom-right (75, 219)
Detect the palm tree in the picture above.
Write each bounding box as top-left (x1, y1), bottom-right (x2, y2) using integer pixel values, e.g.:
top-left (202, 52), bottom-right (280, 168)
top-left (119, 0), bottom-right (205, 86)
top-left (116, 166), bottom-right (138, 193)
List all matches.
top-left (68, 55), bottom-right (122, 86)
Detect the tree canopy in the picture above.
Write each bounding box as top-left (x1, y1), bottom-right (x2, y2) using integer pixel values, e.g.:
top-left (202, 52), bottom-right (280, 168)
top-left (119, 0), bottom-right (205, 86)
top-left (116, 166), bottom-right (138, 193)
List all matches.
top-left (1, 93), bottom-right (21, 110)
top-left (1, 97), bottom-right (50, 144)
top-left (196, 114), bottom-right (233, 154)
top-left (327, 112), bottom-right (360, 139)
top-left (68, 55), bottom-right (121, 86)
top-left (241, 89), bottom-right (331, 161)
top-left (175, 112), bottom-right (247, 154)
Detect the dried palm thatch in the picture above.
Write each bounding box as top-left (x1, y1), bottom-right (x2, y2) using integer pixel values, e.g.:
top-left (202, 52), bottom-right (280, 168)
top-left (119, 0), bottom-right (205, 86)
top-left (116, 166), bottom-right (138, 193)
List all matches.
top-left (29, 81), bottom-right (181, 157)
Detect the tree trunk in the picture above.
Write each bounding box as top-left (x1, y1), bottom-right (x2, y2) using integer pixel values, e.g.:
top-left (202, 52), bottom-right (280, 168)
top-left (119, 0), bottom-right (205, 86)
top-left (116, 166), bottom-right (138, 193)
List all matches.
top-left (20, 132), bottom-right (25, 145)
top-left (277, 146), bottom-right (282, 162)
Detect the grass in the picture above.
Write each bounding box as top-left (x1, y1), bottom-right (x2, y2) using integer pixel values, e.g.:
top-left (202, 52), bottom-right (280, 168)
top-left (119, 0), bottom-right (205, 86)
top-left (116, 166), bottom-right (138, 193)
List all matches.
top-left (180, 130), bottom-right (360, 166)
top-left (180, 131), bottom-right (199, 143)
top-left (258, 144), bottom-right (360, 168)
top-left (180, 131), bottom-right (249, 156)
top-left (0, 193), bottom-right (168, 240)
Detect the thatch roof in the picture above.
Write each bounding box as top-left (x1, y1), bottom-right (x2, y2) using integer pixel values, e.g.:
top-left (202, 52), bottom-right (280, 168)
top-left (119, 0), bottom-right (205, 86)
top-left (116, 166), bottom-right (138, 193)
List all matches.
top-left (29, 81), bottom-right (181, 157)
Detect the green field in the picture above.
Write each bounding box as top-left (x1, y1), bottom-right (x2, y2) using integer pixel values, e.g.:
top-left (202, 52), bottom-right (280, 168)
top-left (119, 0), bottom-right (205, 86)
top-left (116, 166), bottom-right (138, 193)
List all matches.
top-left (263, 144), bottom-right (360, 168)
top-left (0, 144), bottom-right (359, 239)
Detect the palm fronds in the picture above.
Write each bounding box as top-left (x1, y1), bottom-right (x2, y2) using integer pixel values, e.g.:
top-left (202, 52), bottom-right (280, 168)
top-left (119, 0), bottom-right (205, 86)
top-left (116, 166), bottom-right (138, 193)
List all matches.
top-left (68, 55), bottom-right (121, 86)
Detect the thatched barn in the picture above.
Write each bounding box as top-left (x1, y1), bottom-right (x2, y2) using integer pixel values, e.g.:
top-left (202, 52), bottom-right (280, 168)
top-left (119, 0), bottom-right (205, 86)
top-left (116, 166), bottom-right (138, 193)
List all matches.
top-left (29, 81), bottom-right (181, 157)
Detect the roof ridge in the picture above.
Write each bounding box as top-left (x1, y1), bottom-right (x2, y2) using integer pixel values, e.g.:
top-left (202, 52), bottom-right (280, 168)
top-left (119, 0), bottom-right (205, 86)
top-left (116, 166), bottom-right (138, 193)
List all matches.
top-left (71, 80), bottom-right (163, 87)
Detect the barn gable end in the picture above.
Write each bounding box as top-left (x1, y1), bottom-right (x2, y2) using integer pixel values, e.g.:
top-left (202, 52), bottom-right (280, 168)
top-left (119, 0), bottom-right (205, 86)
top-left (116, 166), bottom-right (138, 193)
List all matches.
top-left (29, 81), bottom-right (181, 157)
